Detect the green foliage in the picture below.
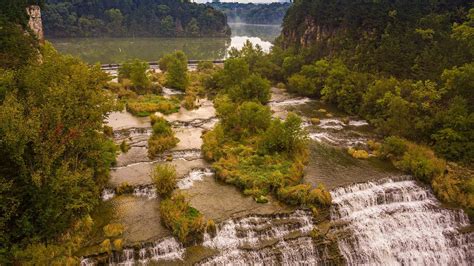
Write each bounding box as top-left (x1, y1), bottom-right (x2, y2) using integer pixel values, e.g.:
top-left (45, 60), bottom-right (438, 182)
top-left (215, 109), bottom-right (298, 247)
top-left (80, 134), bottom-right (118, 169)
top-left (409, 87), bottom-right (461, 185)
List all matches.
top-left (118, 59), bottom-right (152, 90)
top-left (147, 116), bottom-right (178, 158)
top-left (0, 16), bottom-right (39, 69)
top-left (103, 223), bottom-right (124, 238)
top-left (43, 0), bottom-right (230, 38)
top-left (229, 74), bottom-right (271, 104)
top-left (210, 2), bottom-right (290, 25)
top-left (0, 44), bottom-right (116, 261)
top-left (163, 51), bottom-right (189, 91)
top-left (215, 97), bottom-right (272, 138)
top-left (197, 61), bottom-right (214, 72)
top-left (119, 140), bottom-right (130, 153)
top-left (382, 137), bottom-right (446, 183)
top-left (159, 193), bottom-right (206, 244)
top-left (152, 164), bottom-right (177, 197)
top-left (259, 113), bottom-right (308, 157)
top-left (277, 183), bottom-right (331, 207)
top-left (126, 95), bottom-right (180, 117)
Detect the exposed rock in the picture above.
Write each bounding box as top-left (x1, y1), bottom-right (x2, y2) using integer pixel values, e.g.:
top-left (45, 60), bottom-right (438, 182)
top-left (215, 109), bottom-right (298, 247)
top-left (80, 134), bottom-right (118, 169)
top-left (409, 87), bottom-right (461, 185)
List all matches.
top-left (26, 5), bottom-right (44, 43)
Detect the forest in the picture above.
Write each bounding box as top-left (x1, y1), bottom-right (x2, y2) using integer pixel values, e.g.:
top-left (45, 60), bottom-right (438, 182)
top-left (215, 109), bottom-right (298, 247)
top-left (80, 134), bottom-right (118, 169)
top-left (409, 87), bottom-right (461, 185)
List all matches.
top-left (210, 2), bottom-right (291, 25)
top-left (42, 0), bottom-right (230, 37)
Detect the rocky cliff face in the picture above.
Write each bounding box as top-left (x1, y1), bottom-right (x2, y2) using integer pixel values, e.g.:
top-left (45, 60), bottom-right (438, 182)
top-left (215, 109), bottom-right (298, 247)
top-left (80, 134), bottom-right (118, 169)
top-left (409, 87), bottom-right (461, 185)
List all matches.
top-left (26, 5), bottom-right (44, 43)
top-left (280, 16), bottom-right (337, 49)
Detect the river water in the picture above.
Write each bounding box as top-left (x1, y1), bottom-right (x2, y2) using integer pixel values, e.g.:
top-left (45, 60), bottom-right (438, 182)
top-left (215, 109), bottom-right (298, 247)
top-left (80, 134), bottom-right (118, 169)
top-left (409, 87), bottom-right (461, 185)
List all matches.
top-left (50, 24), bottom-right (278, 64)
top-left (65, 21), bottom-right (473, 265)
top-left (79, 86), bottom-right (473, 265)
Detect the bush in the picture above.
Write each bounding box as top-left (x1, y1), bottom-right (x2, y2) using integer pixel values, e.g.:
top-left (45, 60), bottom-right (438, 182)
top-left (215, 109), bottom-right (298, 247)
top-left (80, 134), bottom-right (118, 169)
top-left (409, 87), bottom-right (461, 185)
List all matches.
top-left (348, 148), bottom-right (369, 159)
top-left (202, 124), bottom-right (226, 161)
top-left (120, 140), bottom-right (130, 153)
top-left (197, 61), bottom-right (214, 72)
top-left (260, 113), bottom-right (308, 156)
top-left (277, 183), bottom-right (331, 206)
top-left (287, 74), bottom-right (314, 96)
top-left (164, 51), bottom-right (189, 90)
top-left (148, 116), bottom-right (179, 158)
top-left (381, 136), bottom-right (408, 158)
top-left (118, 59), bottom-right (151, 90)
top-left (148, 135), bottom-right (179, 157)
top-left (395, 144), bottom-right (446, 183)
top-left (126, 95), bottom-right (180, 116)
top-left (103, 223), bottom-right (124, 238)
top-left (152, 164), bottom-right (177, 197)
top-left (229, 74), bottom-right (271, 104)
top-left (159, 193), bottom-right (206, 243)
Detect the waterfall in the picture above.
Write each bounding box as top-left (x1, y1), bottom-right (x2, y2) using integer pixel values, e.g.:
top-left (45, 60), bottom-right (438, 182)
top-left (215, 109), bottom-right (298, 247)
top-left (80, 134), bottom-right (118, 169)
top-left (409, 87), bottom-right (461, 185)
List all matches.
top-left (199, 237), bottom-right (321, 265)
top-left (103, 237), bottom-right (184, 265)
top-left (330, 177), bottom-right (473, 265)
top-left (101, 188), bottom-right (115, 201)
top-left (177, 168), bottom-right (213, 189)
top-left (133, 186), bottom-right (157, 199)
top-left (199, 210), bottom-right (322, 264)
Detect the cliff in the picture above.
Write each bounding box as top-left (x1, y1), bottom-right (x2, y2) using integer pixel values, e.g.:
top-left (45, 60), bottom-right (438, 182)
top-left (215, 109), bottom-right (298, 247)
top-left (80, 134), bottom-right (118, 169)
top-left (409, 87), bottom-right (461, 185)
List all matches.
top-left (26, 5), bottom-right (44, 43)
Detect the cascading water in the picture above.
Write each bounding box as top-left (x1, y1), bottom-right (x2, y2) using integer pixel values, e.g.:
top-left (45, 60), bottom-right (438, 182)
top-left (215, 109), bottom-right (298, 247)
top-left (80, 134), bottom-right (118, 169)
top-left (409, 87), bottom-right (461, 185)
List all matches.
top-left (330, 176), bottom-right (473, 265)
top-left (199, 210), bottom-right (323, 265)
top-left (177, 168), bottom-right (213, 189)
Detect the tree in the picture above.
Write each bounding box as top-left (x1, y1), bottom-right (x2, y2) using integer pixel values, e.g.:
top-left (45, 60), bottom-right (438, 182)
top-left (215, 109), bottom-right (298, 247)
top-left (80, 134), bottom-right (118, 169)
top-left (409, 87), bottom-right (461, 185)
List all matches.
top-left (229, 74), bottom-right (271, 104)
top-left (164, 51), bottom-right (189, 91)
top-left (118, 59), bottom-right (151, 90)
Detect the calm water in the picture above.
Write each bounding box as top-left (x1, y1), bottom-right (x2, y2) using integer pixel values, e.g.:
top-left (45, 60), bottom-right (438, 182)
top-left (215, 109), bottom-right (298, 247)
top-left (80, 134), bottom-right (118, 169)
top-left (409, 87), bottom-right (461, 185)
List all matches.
top-left (50, 24), bottom-right (280, 64)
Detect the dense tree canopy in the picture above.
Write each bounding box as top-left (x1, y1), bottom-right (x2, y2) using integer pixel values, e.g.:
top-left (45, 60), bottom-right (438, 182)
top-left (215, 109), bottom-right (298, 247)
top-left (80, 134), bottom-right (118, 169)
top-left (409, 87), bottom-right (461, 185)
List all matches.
top-left (210, 2), bottom-right (291, 25)
top-left (42, 0), bottom-right (230, 37)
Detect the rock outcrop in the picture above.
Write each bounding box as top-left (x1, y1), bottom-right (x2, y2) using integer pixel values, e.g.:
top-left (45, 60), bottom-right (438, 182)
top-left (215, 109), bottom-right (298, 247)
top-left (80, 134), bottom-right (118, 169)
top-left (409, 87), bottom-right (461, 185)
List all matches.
top-left (26, 5), bottom-right (44, 43)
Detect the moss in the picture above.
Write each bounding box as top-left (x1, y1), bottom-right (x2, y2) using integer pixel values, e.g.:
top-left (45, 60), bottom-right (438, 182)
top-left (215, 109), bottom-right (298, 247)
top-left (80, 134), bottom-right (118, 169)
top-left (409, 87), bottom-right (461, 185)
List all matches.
top-left (116, 182), bottom-right (133, 194)
top-left (310, 117), bottom-right (320, 125)
top-left (255, 195), bottom-right (269, 204)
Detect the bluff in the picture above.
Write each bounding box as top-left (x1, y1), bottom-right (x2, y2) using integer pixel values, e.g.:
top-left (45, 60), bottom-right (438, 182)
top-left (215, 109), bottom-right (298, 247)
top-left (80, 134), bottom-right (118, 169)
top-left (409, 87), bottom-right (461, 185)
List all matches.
top-left (278, 0), bottom-right (472, 79)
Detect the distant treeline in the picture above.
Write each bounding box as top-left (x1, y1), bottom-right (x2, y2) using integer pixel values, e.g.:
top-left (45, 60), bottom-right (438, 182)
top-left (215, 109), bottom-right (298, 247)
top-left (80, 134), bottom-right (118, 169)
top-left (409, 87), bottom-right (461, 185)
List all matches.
top-left (42, 0), bottom-right (230, 38)
top-left (209, 2), bottom-right (291, 25)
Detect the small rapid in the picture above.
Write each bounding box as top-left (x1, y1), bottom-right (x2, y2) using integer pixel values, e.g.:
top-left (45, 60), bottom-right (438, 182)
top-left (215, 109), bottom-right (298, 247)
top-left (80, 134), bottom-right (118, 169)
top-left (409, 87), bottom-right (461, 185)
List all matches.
top-left (330, 177), bottom-right (473, 265)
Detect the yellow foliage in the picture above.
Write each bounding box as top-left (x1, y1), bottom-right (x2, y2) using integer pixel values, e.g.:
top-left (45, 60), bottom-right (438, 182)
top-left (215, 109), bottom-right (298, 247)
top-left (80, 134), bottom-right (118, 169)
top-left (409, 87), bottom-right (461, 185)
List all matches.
top-left (103, 223), bottom-right (124, 238)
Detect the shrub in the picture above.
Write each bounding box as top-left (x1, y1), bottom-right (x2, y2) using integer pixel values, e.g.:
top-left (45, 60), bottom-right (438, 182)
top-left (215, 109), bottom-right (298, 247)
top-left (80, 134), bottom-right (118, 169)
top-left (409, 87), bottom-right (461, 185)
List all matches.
top-left (381, 136), bottom-right (408, 158)
top-left (103, 223), bottom-right (124, 238)
top-left (126, 95), bottom-right (180, 117)
top-left (260, 113), bottom-right (308, 156)
top-left (152, 117), bottom-right (173, 135)
top-left (183, 94), bottom-right (196, 110)
top-left (103, 125), bottom-right (114, 137)
top-left (287, 74), bottom-right (314, 96)
top-left (197, 61), bottom-right (214, 72)
top-left (159, 193), bottom-right (206, 243)
top-left (348, 148), bottom-right (369, 159)
top-left (100, 239), bottom-right (112, 253)
top-left (276, 183), bottom-right (331, 207)
top-left (148, 135), bottom-right (179, 157)
top-left (395, 144), bottom-right (446, 183)
top-left (118, 59), bottom-right (151, 90)
top-left (229, 74), bottom-right (271, 104)
top-left (113, 239), bottom-right (123, 251)
top-left (152, 164), bottom-right (177, 197)
top-left (120, 140), bottom-right (130, 153)
top-left (202, 124), bottom-right (226, 161)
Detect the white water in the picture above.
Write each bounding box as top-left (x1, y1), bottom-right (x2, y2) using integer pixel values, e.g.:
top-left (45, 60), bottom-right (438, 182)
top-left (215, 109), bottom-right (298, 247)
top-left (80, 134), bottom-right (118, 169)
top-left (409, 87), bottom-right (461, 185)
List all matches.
top-left (199, 237), bottom-right (321, 265)
top-left (269, 98), bottom-right (312, 107)
top-left (203, 210), bottom-right (314, 250)
top-left (133, 186), bottom-right (157, 199)
top-left (330, 177), bottom-right (473, 265)
top-left (177, 168), bottom-right (213, 189)
top-left (101, 188), bottom-right (115, 201)
top-left (101, 237), bottom-right (184, 265)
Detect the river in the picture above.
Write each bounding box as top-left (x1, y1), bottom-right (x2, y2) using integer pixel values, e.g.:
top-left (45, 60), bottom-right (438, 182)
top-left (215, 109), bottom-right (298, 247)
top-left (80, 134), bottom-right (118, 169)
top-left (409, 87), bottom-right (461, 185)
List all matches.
top-left (79, 87), bottom-right (473, 265)
top-left (50, 23), bottom-right (279, 64)
top-left (71, 23), bottom-right (472, 265)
